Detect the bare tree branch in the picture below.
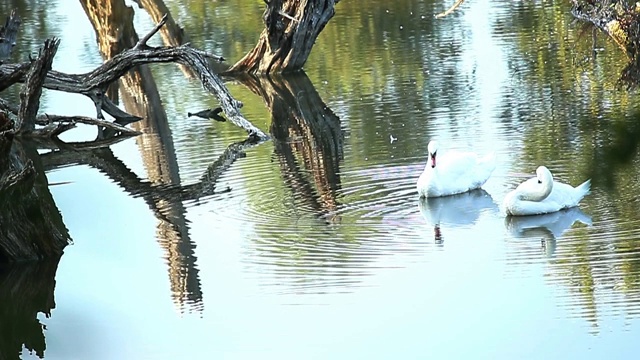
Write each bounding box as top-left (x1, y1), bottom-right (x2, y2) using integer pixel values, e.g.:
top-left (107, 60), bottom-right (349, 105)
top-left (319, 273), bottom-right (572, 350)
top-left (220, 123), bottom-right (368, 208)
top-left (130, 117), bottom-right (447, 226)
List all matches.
top-left (0, 14), bottom-right (267, 139)
top-left (16, 38), bottom-right (60, 134)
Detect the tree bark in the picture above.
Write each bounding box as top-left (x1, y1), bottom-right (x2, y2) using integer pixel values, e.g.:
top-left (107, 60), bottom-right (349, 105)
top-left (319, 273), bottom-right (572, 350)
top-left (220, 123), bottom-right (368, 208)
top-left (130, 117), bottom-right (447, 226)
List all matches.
top-left (16, 38), bottom-right (59, 134)
top-left (0, 140), bottom-right (70, 263)
top-left (228, 0), bottom-right (340, 74)
top-left (571, 1), bottom-right (635, 55)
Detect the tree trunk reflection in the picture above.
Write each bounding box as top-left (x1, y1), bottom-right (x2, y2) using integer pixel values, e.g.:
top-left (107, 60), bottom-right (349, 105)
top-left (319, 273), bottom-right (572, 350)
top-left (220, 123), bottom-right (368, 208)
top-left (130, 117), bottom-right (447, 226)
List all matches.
top-left (80, 0), bottom-right (203, 313)
top-left (238, 72), bottom-right (343, 218)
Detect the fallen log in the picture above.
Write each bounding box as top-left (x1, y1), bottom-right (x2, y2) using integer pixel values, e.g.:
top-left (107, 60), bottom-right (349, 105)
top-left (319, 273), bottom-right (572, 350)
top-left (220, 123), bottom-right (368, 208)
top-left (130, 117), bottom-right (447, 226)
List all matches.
top-left (0, 12), bottom-right (268, 139)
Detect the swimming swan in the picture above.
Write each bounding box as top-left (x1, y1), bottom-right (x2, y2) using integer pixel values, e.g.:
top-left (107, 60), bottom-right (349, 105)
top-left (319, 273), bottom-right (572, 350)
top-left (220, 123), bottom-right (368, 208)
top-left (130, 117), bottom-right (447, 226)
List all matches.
top-left (417, 140), bottom-right (496, 198)
top-left (502, 166), bottom-right (591, 216)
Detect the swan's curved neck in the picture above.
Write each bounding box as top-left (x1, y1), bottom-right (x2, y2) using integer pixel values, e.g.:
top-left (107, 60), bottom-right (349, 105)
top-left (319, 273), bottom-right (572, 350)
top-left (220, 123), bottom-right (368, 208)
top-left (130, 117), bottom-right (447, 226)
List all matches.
top-left (517, 173), bottom-right (553, 202)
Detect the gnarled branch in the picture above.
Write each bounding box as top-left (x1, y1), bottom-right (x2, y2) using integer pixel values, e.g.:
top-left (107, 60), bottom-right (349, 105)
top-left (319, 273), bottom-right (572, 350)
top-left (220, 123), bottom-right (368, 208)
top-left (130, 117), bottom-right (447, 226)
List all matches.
top-left (0, 13), bottom-right (268, 139)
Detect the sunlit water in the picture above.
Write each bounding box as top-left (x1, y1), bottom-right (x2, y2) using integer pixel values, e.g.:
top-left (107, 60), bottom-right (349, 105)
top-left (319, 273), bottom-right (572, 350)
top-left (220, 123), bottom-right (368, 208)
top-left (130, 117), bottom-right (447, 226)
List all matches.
top-left (2, 0), bottom-right (640, 359)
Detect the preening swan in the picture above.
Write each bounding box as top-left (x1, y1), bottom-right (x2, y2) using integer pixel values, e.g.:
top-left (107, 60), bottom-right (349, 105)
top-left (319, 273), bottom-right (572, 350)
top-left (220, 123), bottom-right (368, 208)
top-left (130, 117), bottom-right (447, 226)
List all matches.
top-left (416, 140), bottom-right (496, 198)
top-left (502, 166), bottom-right (591, 216)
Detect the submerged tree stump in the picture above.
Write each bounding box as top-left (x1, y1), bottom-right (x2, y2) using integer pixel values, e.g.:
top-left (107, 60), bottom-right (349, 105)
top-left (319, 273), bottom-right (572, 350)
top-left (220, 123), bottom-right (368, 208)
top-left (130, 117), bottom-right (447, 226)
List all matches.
top-left (229, 0), bottom-right (340, 74)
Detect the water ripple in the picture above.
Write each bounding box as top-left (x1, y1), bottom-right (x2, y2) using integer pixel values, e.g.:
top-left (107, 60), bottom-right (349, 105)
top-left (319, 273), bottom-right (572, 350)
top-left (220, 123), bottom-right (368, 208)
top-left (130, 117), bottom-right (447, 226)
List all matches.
top-left (207, 156), bottom-right (438, 294)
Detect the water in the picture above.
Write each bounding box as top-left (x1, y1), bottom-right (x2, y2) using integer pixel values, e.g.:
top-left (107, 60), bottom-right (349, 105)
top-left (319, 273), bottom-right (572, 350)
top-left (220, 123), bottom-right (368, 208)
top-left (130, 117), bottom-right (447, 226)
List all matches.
top-left (2, 0), bottom-right (640, 358)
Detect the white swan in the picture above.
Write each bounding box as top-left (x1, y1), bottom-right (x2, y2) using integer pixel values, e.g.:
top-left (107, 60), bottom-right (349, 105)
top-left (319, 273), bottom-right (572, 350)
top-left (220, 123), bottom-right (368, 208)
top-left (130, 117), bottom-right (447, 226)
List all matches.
top-left (502, 166), bottom-right (591, 216)
top-left (416, 140), bottom-right (496, 198)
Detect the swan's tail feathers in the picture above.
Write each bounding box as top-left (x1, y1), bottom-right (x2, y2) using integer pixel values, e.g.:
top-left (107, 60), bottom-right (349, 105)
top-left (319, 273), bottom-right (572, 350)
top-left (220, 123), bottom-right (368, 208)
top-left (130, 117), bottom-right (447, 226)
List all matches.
top-left (575, 179), bottom-right (591, 199)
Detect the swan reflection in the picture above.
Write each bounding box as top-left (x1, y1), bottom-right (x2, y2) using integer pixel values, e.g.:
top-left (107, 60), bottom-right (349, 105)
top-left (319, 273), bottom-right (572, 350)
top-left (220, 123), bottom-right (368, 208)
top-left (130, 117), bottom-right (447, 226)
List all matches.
top-left (505, 207), bottom-right (592, 257)
top-left (418, 189), bottom-right (498, 243)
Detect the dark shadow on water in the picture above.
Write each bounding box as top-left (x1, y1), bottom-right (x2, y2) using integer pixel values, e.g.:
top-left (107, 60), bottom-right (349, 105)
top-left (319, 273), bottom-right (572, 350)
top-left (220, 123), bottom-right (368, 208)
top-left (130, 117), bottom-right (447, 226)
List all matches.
top-left (418, 189), bottom-right (498, 244)
top-left (0, 258), bottom-right (60, 360)
top-left (505, 207), bottom-right (592, 257)
top-left (590, 116), bottom-right (640, 191)
top-left (226, 72), bottom-right (389, 293)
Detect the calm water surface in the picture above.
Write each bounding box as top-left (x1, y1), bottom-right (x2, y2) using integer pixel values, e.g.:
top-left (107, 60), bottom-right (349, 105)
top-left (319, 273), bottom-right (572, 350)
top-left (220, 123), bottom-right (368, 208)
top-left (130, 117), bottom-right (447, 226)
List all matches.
top-left (2, 0), bottom-right (640, 359)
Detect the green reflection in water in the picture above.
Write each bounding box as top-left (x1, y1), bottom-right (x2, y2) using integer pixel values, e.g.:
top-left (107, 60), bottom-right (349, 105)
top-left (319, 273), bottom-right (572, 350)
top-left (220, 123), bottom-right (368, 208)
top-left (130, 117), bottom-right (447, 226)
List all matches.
top-left (146, 0), bottom-right (640, 315)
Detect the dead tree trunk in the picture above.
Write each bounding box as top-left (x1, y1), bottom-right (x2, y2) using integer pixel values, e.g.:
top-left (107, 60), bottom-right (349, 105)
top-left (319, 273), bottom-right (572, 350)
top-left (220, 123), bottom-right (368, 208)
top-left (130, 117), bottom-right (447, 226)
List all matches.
top-left (228, 0), bottom-right (340, 74)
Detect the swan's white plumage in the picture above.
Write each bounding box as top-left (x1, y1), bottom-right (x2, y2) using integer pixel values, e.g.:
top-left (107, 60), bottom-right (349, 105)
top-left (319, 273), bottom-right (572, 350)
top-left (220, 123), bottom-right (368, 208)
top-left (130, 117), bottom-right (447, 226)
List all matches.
top-left (503, 166), bottom-right (591, 216)
top-left (416, 140), bottom-right (496, 198)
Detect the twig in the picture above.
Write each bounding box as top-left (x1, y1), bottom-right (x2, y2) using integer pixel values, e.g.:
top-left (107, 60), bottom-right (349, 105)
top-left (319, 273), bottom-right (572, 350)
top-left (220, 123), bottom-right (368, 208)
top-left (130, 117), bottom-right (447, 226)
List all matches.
top-left (1, 96), bottom-right (140, 138)
top-left (435, 0), bottom-right (466, 19)
top-left (134, 14), bottom-right (167, 50)
top-left (279, 10), bottom-right (300, 23)
top-left (29, 122), bottom-right (76, 138)
top-left (37, 114), bottom-right (142, 136)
